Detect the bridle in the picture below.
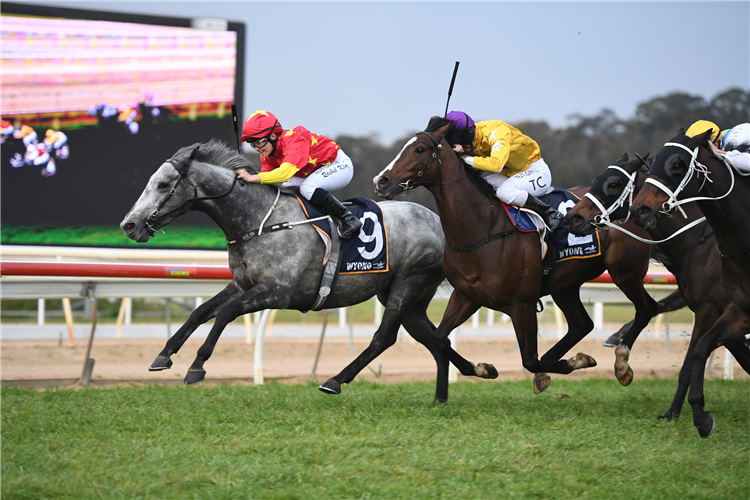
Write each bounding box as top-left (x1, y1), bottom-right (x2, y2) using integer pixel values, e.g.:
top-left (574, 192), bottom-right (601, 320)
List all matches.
top-left (585, 156), bottom-right (708, 245)
top-left (396, 131), bottom-right (463, 192)
top-left (144, 157), bottom-right (240, 236)
top-left (584, 165), bottom-right (638, 229)
top-left (644, 141), bottom-right (740, 217)
top-left (396, 130), bottom-right (519, 252)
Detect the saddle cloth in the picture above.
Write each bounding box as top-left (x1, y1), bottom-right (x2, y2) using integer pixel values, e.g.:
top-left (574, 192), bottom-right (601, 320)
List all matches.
top-left (501, 188), bottom-right (601, 262)
top-left (296, 197), bottom-right (390, 274)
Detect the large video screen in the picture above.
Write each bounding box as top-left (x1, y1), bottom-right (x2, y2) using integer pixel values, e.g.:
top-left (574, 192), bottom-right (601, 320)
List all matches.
top-left (1, 2), bottom-right (245, 249)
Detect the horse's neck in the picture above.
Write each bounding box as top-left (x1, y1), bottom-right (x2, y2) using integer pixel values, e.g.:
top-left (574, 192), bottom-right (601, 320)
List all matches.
top-left (428, 162), bottom-right (506, 241)
top-left (193, 167), bottom-right (294, 239)
top-left (694, 151), bottom-right (750, 253)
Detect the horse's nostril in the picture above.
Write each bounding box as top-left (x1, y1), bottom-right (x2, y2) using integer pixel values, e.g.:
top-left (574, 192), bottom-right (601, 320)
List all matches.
top-left (378, 177), bottom-right (389, 185)
top-left (124, 222), bottom-right (135, 231)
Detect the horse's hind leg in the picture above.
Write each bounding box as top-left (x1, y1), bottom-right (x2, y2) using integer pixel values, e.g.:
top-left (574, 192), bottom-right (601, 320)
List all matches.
top-left (687, 303), bottom-right (750, 438)
top-left (149, 281), bottom-right (243, 371)
top-left (659, 302), bottom-right (721, 420)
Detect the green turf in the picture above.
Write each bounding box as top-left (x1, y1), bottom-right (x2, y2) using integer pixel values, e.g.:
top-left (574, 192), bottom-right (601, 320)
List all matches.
top-left (2, 379), bottom-right (748, 499)
top-left (1, 224), bottom-right (227, 249)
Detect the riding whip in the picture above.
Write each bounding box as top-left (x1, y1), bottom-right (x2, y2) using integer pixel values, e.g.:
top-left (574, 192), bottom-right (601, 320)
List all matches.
top-left (444, 61), bottom-right (460, 117)
top-left (231, 104), bottom-right (241, 154)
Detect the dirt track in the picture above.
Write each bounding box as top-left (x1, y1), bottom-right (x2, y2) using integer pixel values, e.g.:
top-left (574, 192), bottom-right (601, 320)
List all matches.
top-left (2, 333), bottom-right (746, 389)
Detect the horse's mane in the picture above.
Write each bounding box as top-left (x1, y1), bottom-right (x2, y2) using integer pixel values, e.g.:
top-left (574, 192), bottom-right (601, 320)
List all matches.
top-left (173, 139), bottom-right (259, 174)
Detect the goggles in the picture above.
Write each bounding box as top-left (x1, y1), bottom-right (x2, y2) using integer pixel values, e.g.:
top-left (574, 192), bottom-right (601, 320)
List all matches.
top-left (247, 136), bottom-right (269, 149)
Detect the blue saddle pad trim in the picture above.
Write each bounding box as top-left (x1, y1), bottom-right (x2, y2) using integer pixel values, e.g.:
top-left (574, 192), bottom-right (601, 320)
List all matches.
top-left (501, 204), bottom-right (540, 232)
top-left (297, 197), bottom-right (389, 274)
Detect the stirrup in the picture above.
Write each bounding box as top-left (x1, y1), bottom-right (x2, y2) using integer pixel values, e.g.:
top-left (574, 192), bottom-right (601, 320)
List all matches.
top-left (337, 217), bottom-right (362, 239)
top-left (544, 210), bottom-right (563, 231)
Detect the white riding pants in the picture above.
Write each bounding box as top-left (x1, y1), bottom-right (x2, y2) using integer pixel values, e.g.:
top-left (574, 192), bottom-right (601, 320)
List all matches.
top-left (484, 158), bottom-right (553, 206)
top-left (279, 149), bottom-right (355, 200)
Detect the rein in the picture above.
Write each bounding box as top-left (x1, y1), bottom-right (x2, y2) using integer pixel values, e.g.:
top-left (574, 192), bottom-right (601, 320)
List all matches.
top-left (144, 158), bottom-right (240, 236)
top-left (644, 141), bottom-right (746, 217)
top-left (226, 188), bottom-right (330, 245)
top-left (404, 131), bottom-right (519, 252)
top-left (397, 131), bottom-right (464, 192)
top-left (587, 164), bottom-right (707, 245)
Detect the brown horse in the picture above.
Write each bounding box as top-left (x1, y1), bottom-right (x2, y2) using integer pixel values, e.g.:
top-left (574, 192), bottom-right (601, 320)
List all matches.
top-left (567, 152), bottom-right (733, 421)
top-left (630, 129), bottom-right (750, 437)
top-left (373, 117), bottom-right (662, 399)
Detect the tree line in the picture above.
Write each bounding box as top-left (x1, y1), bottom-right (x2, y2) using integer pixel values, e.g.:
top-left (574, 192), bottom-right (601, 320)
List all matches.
top-left (248, 87), bottom-right (749, 213)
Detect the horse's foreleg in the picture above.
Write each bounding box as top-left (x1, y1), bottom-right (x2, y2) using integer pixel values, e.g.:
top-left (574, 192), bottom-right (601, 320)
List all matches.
top-left (612, 279), bottom-right (660, 386)
top-left (510, 301), bottom-right (580, 394)
top-left (318, 302), bottom-right (401, 395)
top-left (605, 290), bottom-right (686, 347)
top-left (432, 289), bottom-right (481, 402)
top-left (659, 302), bottom-right (721, 420)
top-left (540, 291), bottom-right (596, 368)
top-left (149, 281), bottom-right (244, 371)
top-left (184, 286), bottom-right (283, 385)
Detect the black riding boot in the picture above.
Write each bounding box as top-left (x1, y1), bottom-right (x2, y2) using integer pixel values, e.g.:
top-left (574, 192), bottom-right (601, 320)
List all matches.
top-left (311, 188), bottom-right (363, 239)
top-left (523, 194), bottom-right (564, 232)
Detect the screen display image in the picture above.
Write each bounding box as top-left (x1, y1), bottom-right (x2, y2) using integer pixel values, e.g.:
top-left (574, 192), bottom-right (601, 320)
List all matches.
top-left (1, 2), bottom-right (245, 249)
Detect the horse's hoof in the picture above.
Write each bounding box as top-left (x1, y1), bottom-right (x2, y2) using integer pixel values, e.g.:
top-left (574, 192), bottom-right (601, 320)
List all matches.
top-left (475, 362), bottom-right (498, 379)
top-left (658, 411), bottom-right (679, 421)
top-left (602, 333), bottom-right (622, 348)
top-left (569, 352), bottom-right (597, 370)
top-left (614, 345), bottom-right (633, 385)
top-left (149, 356), bottom-right (172, 371)
top-left (696, 413), bottom-right (715, 438)
top-left (533, 372), bottom-right (551, 394)
top-left (616, 365), bottom-right (634, 386)
top-left (183, 369), bottom-right (206, 385)
top-left (319, 379), bottom-right (341, 395)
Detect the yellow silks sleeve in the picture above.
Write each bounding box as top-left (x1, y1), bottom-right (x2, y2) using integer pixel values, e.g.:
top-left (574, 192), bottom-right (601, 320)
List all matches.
top-left (258, 162), bottom-right (301, 184)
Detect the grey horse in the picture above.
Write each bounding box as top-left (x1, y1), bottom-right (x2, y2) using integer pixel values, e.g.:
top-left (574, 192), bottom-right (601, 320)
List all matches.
top-left (120, 139), bottom-right (497, 400)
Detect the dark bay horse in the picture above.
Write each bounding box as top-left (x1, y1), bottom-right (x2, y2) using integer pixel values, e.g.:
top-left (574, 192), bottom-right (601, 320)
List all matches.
top-left (373, 117), bottom-right (662, 397)
top-left (566, 152), bottom-right (732, 420)
top-left (121, 140), bottom-right (497, 401)
top-left (630, 129), bottom-right (750, 437)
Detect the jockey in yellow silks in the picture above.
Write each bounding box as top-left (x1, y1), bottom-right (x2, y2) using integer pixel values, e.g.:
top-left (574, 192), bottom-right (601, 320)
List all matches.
top-left (687, 120), bottom-right (750, 173)
top-left (446, 111), bottom-right (564, 231)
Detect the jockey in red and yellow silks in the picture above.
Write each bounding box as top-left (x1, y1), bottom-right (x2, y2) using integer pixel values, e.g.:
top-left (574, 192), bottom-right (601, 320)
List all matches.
top-left (237, 110), bottom-right (362, 239)
top-left (446, 111), bottom-right (564, 231)
top-left (256, 126), bottom-right (341, 184)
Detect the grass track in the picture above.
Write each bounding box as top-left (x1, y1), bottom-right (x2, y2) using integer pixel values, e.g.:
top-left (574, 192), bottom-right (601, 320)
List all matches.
top-left (2, 378), bottom-right (748, 499)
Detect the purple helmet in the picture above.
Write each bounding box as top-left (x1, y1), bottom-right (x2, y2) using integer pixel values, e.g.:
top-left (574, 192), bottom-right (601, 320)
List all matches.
top-left (446, 111), bottom-right (475, 131)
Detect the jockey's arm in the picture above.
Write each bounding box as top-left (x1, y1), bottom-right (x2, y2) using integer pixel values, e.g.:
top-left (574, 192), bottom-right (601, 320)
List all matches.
top-left (463, 126), bottom-right (511, 173)
top-left (258, 128), bottom-right (310, 184)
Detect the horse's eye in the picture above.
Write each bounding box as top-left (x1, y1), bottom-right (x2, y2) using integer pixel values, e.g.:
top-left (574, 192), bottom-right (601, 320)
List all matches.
top-left (415, 146), bottom-right (426, 154)
top-left (157, 182), bottom-right (170, 190)
top-left (606, 180), bottom-right (621, 195)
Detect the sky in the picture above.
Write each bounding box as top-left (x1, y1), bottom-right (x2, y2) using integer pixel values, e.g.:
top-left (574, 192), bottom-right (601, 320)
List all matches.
top-left (7, 0), bottom-right (750, 146)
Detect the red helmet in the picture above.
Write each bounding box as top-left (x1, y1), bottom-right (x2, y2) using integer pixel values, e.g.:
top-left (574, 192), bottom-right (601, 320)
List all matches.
top-left (240, 110), bottom-right (283, 142)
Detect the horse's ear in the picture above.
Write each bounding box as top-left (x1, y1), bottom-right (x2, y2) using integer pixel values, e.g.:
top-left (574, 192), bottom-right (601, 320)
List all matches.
top-left (634, 152), bottom-right (651, 172)
top-left (190, 145), bottom-right (201, 159)
top-left (671, 128), bottom-right (685, 141)
top-left (616, 152), bottom-right (628, 164)
top-left (688, 129), bottom-right (714, 148)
